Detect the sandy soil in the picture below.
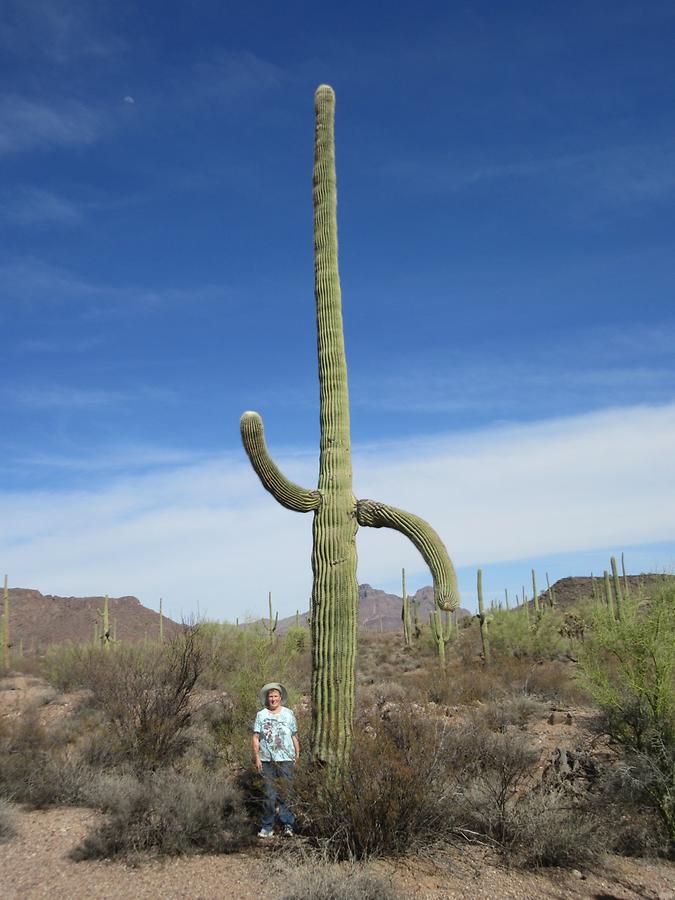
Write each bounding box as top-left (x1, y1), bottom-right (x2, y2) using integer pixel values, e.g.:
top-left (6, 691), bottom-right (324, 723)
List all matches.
top-left (1, 804), bottom-right (673, 900)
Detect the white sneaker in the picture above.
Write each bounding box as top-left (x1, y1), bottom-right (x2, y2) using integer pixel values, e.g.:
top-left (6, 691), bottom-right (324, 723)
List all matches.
top-left (283, 824), bottom-right (293, 837)
top-left (258, 828), bottom-right (274, 838)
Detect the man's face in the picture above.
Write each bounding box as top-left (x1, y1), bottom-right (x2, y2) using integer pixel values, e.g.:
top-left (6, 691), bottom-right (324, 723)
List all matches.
top-left (267, 689), bottom-right (282, 709)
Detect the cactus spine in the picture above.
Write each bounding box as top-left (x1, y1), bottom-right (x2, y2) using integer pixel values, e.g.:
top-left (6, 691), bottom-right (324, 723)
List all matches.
top-left (402, 567), bottom-right (412, 647)
top-left (2, 575), bottom-right (9, 669)
top-left (477, 569), bottom-right (491, 664)
top-left (610, 556), bottom-right (624, 621)
top-left (240, 86), bottom-right (459, 767)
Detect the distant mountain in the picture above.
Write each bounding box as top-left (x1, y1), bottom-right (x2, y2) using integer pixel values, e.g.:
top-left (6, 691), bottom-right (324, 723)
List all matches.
top-left (276, 584), bottom-right (471, 634)
top-left (1, 588), bottom-right (181, 651)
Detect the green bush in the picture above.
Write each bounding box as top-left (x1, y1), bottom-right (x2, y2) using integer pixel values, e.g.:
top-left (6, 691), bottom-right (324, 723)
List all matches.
top-left (488, 608), bottom-right (570, 660)
top-left (579, 586), bottom-right (675, 851)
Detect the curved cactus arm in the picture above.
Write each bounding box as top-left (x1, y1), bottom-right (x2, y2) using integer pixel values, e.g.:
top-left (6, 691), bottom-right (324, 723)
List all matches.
top-left (356, 499), bottom-right (459, 611)
top-left (241, 411), bottom-right (322, 513)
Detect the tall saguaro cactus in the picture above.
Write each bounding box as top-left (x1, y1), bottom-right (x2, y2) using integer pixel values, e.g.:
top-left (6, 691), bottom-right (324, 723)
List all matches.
top-left (240, 86), bottom-right (459, 768)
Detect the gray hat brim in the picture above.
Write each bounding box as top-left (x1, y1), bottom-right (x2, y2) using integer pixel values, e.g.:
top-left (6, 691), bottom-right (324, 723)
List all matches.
top-left (260, 682), bottom-right (288, 707)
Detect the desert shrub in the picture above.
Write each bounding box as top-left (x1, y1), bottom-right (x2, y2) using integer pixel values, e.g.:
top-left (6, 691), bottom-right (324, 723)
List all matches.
top-left (477, 695), bottom-right (543, 733)
top-left (0, 799), bottom-right (15, 841)
top-left (512, 793), bottom-right (604, 868)
top-left (579, 586), bottom-right (675, 850)
top-left (445, 720), bottom-right (603, 867)
top-left (42, 642), bottom-right (97, 691)
top-left (0, 714), bottom-right (98, 808)
top-left (488, 608), bottom-right (569, 661)
top-left (80, 627), bottom-right (203, 770)
top-left (296, 707), bottom-right (454, 860)
top-left (279, 863), bottom-right (399, 900)
top-left (445, 719), bottom-right (539, 846)
top-left (71, 770), bottom-right (251, 860)
top-left (356, 681), bottom-right (407, 712)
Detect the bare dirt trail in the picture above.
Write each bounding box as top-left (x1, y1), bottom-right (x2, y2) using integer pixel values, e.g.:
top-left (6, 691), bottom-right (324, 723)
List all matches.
top-left (1, 805), bottom-right (673, 900)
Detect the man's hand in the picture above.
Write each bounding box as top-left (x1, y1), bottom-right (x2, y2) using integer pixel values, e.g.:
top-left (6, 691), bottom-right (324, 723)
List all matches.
top-left (255, 756), bottom-right (263, 774)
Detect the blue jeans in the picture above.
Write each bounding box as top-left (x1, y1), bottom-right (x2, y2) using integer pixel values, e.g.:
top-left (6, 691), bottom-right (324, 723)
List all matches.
top-left (261, 760), bottom-right (295, 830)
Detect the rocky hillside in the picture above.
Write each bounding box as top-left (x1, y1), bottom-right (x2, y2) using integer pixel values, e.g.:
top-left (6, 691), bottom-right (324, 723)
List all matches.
top-left (1, 588), bottom-right (181, 651)
top-left (277, 583), bottom-right (472, 634)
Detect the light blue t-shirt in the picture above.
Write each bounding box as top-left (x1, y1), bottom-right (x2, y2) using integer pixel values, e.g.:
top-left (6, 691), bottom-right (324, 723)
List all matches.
top-left (253, 706), bottom-right (298, 762)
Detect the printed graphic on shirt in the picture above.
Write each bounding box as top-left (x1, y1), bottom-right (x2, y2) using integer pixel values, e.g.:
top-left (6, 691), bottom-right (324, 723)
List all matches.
top-left (253, 707), bottom-right (297, 762)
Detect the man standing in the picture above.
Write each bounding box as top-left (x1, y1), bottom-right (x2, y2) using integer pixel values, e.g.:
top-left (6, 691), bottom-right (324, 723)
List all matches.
top-left (252, 682), bottom-right (300, 837)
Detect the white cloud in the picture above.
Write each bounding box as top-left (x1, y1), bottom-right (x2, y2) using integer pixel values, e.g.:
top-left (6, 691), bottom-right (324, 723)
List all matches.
top-left (2, 402), bottom-right (674, 623)
top-left (1, 187), bottom-right (83, 225)
top-left (0, 95), bottom-right (104, 155)
top-left (1, 258), bottom-right (228, 313)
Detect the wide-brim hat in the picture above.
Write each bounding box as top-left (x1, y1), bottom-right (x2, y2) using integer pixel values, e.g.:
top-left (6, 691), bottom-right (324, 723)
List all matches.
top-left (259, 682), bottom-right (288, 707)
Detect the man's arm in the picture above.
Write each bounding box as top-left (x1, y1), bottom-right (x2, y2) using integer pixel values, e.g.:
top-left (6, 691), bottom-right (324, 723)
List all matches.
top-left (252, 732), bottom-right (263, 773)
top-left (292, 732), bottom-right (300, 761)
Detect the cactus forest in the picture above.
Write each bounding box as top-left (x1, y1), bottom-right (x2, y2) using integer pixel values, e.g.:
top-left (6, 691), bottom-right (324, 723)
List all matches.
top-left (240, 86), bottom-right (459, 767)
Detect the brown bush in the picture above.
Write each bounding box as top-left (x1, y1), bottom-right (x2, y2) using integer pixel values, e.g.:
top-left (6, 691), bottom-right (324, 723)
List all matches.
top-left (295, 707), bottom-right (454, 860)
top-left (71, 769), bottom-right (251, 860)
top-left (278, 863), bottom-right (400, 900)
top-left (83, 627), bottom-right (203, 770)
top-left (0, 799), bottom-right (15, 842)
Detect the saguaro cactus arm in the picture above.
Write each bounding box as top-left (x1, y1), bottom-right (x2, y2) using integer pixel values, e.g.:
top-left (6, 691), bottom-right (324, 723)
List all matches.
top-left (356, 499), bottom-right (459, 612)
top-left (240, 411), bottom-right (321, 513)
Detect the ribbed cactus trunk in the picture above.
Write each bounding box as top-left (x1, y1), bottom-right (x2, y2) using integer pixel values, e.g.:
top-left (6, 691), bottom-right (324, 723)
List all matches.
top-left (531, 569), bottom-right (540, 616)
top-left (310, 85), bottom-right (358, 766)
top-left (610, 556), bottom-right (624, 621)
top-left (402, 567), bottom-right (411, 647)
top-left (240, 86), bottom-right (459, 769)
top-left (477, 568), bottom-right (491, 664)
top-left (603, 569), bottom-right (615, 617)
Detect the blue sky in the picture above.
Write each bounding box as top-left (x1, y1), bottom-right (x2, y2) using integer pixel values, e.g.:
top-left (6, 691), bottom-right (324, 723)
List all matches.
top-left (2, 1), bottom-right (674, 619)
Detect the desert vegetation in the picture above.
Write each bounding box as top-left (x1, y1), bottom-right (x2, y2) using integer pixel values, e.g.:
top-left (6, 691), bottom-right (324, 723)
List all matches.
top-left (1, 572), bottom-right (673, 892)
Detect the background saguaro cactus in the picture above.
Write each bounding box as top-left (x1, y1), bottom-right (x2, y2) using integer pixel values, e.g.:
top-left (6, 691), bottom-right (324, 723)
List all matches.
top-left (98, 594), bottom-right (112, 651)
top-left (610, 556), bottom-right (624, 621)
top-left (240, 86), bottom-right (459, 768)
top-left (402, 567), bottom-right (412, 647)
top-left (264, 591), bottom-right (279, 644)
top-left (476, 568), bottom-right (491, 664)
top-left (430, 605), bottom-right (452, 667)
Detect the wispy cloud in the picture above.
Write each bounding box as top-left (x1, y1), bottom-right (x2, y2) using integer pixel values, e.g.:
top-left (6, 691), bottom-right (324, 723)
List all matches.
top-left (382, 139), bottom-right (675, 212)
top-left (0, 0), bottom-right (125, 64)
top-left (2, 402), bottom-right (674, 621)
top-left (0, 95), bottom-right (105, 155)
top-left (5, 386), bottom-right (125, 411)
top-left (18, 336), bottom-right (103, 353)
top-left (1, 258), bottom-right (229, 314)
top-left (188, 51), bottom-right (287, 103)
top-left (1, 186), bottom-right (83, 225)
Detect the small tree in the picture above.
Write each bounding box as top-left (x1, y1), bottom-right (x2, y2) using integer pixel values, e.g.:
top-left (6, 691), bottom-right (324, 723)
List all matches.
top-left (579, 586), bottom-right (675, 848)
